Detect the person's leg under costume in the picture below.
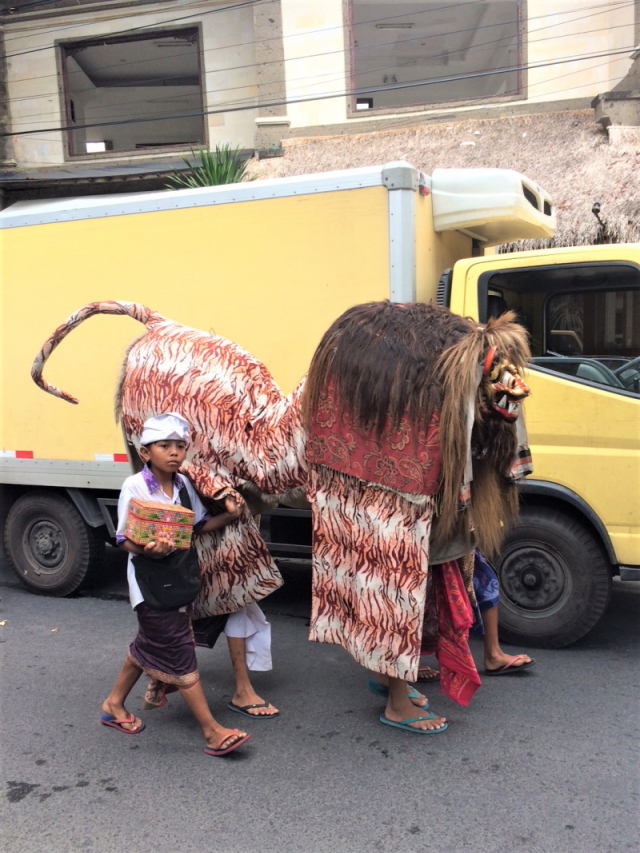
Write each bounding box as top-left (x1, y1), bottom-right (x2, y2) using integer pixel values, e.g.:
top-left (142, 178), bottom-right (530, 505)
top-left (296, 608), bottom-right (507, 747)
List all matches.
top-left (417, 550), bottom-right (536, 679)
top-left (143, 604), bottom-right (279, 715)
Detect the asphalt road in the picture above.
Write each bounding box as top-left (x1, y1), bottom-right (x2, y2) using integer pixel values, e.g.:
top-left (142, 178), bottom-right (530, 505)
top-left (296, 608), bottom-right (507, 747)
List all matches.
top-left (0, 548), bottom-right (638, 853)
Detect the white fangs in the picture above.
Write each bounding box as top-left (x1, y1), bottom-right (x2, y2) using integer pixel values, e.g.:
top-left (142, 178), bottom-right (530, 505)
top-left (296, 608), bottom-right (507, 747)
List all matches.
top-left (498, 395), bottom-right (508, 409)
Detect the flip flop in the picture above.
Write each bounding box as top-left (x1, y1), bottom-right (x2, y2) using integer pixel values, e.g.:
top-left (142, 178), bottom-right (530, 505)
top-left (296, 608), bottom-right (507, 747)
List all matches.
top-left (142, 679), bottom-right (178, 710)
top-left (100, 713), bottom-right (145, 734)
top-left (367, 679), bottom-right (429, 709)
top-left (227, 701), bottom-right (280, 719)
top-left (203, 731), bottom-right (251, 756)
top-left (483, 655), bottom-right (536, 676)
top-left (379, 714), bottom-right (448, 734)
top-left (416, 666), bottom-right (440, 683)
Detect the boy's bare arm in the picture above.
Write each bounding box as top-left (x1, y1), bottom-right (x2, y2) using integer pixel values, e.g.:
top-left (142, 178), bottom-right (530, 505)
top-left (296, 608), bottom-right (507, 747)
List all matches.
top-left (197, 496), bottom-right (243, 534)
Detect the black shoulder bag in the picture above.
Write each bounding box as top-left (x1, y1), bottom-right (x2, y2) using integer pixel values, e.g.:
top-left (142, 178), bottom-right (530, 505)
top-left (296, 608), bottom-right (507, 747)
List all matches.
top-left (132, 486), bottom-right (202, 611)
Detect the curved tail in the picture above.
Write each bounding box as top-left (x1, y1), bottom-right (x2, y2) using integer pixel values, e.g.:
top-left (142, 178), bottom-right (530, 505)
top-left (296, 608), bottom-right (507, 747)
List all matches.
top-left (31, 301), bottom-right (164, 404)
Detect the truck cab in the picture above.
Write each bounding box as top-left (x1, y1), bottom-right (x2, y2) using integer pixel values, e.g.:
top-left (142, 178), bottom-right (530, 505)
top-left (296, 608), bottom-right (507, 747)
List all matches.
top-left (443, 245), bottom-right (640, 646)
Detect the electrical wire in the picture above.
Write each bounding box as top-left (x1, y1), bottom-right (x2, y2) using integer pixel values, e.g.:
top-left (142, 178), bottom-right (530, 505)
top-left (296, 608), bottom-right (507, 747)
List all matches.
top-left (3, 43), bottom-right (633, 138)
top-left (348, 59), bottom-right (626, 137)
top-left (14, 60), bottom-right (630, 149)
top-left (2, 0), bottom-right (268, 54)
top-left (1, 0), bottom-right (89, 12)
top-left (5, 0), bottom-right (633, 118)
top-left (6, 0), bottom-right (631, 91)
top-left (3, 0), bottom-right (631, 66)
top-left (1, 0), bottom-right (499, 51)
top-left (9, 17), bottom-right (632, 131)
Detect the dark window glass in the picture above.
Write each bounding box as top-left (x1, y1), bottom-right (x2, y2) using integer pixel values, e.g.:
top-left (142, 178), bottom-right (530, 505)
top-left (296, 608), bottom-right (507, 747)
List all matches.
top-left (349, 0), bottom-right (522, 111)
top-left (480, 263), bottom-right (640, 394)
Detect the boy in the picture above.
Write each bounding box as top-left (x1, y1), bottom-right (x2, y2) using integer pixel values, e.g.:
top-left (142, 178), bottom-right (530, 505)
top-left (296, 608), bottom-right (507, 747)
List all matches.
top-left (101, 412), bottom-right (250, 756)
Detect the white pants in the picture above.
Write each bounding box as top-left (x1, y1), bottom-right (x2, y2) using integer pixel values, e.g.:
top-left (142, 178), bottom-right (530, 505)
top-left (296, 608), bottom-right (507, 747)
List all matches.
top-left (224, 602), bottom-right (272, 671)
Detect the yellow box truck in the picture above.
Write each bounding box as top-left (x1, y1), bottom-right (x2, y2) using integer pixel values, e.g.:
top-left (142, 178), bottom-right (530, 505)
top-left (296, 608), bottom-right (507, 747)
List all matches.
top-left (1, 162), bottom-right (638, 647)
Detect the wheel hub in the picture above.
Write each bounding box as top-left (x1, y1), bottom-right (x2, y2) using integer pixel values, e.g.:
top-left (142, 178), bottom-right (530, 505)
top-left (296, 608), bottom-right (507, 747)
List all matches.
top-left (27, 520), bottom-right (66, 570)
top-left (499, 546), bottom-right (569, 612)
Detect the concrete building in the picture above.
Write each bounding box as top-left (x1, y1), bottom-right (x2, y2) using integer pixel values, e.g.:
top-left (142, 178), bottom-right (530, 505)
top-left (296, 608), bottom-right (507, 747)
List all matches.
top-left (0, 0), bottom-right (638, 204)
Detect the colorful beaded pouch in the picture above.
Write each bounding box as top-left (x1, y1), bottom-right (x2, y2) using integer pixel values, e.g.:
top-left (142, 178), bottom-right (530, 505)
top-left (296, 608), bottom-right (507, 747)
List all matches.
top-left (124, 499), bottom-right (195, 549)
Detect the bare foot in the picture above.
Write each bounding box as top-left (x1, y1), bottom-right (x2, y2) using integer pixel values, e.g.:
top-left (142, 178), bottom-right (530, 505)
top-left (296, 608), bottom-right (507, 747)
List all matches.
top-left (231, 687), bottom-right (278, 717)
top-left (375, 674), bottom-right (428, 708)
top-left (384, 693), bottom-right (447, 732)
top-left (485, 651), bottom-right (533, 672)
top-left (101, 699), bottom-right (143, 732)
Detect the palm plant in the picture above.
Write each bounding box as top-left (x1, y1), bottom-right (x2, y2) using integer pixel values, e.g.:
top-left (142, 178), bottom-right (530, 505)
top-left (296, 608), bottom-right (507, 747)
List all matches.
top-left (165, 144), bottom-right (251, 189)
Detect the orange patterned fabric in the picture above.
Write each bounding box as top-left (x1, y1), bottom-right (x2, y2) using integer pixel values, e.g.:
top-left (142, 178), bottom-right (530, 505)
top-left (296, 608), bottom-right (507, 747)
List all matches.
top-left (308, 464), bottom-right (435, 682)
top-left (117, 314), bottom-right (308, 616)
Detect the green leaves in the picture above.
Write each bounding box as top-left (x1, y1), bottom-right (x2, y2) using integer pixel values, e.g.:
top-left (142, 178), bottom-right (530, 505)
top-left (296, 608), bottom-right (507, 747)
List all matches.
top-left (165, 144), bottom-right (252, 189)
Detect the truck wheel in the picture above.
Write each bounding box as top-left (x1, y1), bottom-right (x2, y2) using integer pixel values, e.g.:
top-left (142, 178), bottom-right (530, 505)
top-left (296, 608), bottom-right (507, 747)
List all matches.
top-left (496, 506), bottom-right (612, 648)
top-left (4, 492), bottom-right (104, 596)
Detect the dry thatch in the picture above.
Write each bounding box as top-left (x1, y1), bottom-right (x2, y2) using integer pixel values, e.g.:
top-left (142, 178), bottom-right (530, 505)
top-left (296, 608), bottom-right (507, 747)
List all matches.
top-left (246, 110), bottom-right (640, 249)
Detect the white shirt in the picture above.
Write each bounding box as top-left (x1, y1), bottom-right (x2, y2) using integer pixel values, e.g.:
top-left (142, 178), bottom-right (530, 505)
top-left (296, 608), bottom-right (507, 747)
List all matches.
top-left (116, 467), bottom-right (209, 609)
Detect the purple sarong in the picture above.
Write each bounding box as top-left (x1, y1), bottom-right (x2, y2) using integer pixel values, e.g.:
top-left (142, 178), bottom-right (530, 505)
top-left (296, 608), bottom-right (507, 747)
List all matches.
top-left (128, 603), bottom-right (199, 687)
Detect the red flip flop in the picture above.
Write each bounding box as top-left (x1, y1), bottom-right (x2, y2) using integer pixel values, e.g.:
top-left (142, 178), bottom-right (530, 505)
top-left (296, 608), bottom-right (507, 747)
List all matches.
top-left (483, 654), bottom-right (536, 676)
top-left (203, 730), bottom-right (251, 757)
top-left (100, 713), bottom-right (146, 734)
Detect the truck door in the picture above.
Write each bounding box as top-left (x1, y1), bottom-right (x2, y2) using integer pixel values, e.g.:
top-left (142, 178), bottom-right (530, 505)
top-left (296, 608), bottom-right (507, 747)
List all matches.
top-left (461, 256), bottom-right (640, 646)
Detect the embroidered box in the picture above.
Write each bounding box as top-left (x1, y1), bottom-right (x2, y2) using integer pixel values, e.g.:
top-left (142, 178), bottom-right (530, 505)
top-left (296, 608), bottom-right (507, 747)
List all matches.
top-left (124, 499), bottom-right (195, 549)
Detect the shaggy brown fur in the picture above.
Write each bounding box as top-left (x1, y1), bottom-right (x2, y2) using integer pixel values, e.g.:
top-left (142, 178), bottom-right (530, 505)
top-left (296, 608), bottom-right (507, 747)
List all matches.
top-left (301, 301), bottom-right (473, 436)
top-left (435, 310), bottom-right (531, 556)
top-left (303, 302), bottom-right (531, 558)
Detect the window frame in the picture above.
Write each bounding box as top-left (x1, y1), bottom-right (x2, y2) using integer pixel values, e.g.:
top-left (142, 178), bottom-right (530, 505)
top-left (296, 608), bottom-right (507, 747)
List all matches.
top-left (343, 0), bottom-right (527, 118)
top-left (57, 24), bottom-right (208, 160)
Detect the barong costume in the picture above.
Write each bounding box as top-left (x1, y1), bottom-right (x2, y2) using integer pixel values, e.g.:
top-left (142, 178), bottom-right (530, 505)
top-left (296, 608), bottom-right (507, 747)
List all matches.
top-left (33, 301), bottom-right (533, 708)
top-left (303, 302), bottom-right (533, 705)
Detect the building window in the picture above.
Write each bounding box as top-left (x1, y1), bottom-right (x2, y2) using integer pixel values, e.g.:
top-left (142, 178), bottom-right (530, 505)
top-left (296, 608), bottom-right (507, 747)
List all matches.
top-left (349, 1), bottom-right (522, 113)
top-left (60, 27), bottom-right (205, 157)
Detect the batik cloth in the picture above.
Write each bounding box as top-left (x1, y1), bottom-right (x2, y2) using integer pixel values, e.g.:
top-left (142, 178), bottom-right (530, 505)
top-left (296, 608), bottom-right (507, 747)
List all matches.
top-left (421, 560), bottom-right (482, 706)
top-left (128, 603), bottom-right (199, 687)
top-left (307, 384), bottom-right (441, 495)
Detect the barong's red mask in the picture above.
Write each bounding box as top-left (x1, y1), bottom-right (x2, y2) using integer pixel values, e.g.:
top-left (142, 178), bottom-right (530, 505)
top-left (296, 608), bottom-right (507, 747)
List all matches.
top-left (481, 345), bottom-right (530, 423)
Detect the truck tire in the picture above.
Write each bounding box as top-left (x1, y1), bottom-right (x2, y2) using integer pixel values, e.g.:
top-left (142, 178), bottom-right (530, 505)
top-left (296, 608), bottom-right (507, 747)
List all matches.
top-left (496, 506), bottom-right (612, 648)
top-left (4, 492), bottom-right (104, 596)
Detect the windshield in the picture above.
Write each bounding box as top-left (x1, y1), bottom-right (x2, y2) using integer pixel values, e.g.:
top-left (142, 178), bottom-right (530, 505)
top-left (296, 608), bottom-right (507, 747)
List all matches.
top-left (479, 262), bottom-right (640, 394)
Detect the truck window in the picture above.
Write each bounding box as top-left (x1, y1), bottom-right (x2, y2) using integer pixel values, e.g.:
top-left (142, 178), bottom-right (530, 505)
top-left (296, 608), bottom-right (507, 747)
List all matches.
top-left (479, 263), bottom-right (640, 395)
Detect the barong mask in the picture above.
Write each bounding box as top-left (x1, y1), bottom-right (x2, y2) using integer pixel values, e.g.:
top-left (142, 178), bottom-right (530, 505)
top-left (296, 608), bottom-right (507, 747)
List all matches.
top-left (481, 344), bottom-right (530, 423)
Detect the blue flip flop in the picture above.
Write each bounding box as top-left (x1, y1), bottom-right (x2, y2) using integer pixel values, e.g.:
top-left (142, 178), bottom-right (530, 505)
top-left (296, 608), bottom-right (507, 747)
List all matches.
top-left (367, 679), bottom-right (429, 709)
top-left (100, 713), bottom-right (145, 734)
top-left (379, 714), bottom-right (448, 734)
